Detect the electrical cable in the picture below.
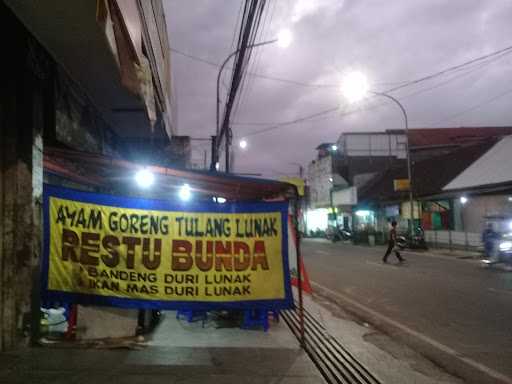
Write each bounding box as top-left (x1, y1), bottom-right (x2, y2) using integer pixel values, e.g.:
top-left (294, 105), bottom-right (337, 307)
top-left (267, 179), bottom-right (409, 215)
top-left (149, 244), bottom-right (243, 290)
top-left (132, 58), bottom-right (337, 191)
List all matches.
top-left (234, 46), bottom-right (512, 136)
top-left (429, 86), bottom-right (512, 126)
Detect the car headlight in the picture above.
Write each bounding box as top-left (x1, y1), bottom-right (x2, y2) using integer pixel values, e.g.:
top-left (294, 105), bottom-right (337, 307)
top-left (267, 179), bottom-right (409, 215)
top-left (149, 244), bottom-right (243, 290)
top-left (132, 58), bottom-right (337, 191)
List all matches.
top-left (499, 241), bottom-right (512, 251)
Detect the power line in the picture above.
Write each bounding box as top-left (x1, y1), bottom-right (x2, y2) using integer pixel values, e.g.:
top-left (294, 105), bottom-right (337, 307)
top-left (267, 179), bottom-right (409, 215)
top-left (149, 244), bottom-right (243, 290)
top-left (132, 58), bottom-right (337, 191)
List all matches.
top-left (170, 47), bottom-right (338, 89)
top-left (430, 87), bottom-right (512, 126)
top-left (383, 44), bottom-right (512, 94)
top-left (242, 105), bottom-right (341, 137)
top-left (234, 45), bottom-right (512, 135)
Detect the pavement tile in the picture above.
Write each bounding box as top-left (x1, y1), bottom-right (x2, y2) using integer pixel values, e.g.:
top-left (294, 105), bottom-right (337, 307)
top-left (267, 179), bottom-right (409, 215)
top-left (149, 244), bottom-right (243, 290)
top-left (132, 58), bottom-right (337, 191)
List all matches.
top-left (0, 308), bottom-right (325, 384)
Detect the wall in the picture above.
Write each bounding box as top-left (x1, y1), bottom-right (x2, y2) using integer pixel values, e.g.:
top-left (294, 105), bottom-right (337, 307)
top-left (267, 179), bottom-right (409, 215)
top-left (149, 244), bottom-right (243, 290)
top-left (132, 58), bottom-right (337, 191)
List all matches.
top-left (0, 3), bottom-right (133, 350)
top-left (457, 194), bottom-right (512, 233)
top-left (336, 155), bottom-right (405, 184)
top-left (332, 186), bottom-right (357, 206)
top-left (307, 155), bottom-right (345, 208)
top-left (138, 0), bottom-right (175, 135)
top-left (338, 132), bottom-right (406, 158)
top-left (0, 3), bottom-right (48, 350)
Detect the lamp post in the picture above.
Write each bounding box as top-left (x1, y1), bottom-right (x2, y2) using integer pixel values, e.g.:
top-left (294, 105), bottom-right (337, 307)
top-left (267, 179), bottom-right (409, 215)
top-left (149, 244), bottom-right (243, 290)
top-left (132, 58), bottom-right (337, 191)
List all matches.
top-left (341, 71), bottom-right (415, 239)
top-left (212, 29), bottom-right (292, 172)
top-left (372, 91), bottom-right (415, 239)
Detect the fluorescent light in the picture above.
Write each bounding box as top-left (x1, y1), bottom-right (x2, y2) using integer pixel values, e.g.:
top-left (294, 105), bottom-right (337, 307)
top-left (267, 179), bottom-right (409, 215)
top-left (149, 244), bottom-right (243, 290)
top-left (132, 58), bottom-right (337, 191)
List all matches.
top-left (179, 184), bottom-right (191, 201)
top-left (135, 169), bottom-right (154, 188)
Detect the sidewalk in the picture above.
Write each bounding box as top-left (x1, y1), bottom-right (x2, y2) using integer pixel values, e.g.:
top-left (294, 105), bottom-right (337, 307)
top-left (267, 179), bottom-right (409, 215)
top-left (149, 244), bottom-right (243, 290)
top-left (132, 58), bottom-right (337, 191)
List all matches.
top-left (0, 310), bottom-right (324, 384)
top-left (300, 292), bottom-right (464, 384)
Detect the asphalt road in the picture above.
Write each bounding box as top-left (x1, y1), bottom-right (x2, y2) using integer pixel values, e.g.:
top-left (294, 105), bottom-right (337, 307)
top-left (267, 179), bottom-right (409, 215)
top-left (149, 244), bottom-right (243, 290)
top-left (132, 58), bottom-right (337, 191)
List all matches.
top-left (302, 239), bottom-right (512, 380)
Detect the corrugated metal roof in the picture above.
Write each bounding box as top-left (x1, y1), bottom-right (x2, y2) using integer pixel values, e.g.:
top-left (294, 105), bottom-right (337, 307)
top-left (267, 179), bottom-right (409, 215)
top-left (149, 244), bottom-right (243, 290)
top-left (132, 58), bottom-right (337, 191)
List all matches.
top-left (444, 136), bottom-right (512, 191)
top-left (44, 147), bottom-right (297, 201)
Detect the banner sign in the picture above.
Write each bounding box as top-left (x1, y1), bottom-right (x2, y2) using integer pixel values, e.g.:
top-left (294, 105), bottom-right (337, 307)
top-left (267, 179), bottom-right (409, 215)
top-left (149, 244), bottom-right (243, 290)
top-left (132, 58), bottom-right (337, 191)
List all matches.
top-left (42, 185), bottom-right (292, 310)
top-left (393, 178), bottom-right (410, 191)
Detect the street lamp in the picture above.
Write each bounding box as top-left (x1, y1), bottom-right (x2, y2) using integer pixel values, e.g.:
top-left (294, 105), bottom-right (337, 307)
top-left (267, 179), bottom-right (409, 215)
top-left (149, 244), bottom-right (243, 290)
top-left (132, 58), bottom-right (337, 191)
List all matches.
top-left (213, 29), bottom-right (292, 172)
top-left (276, 29), bottom-right (293, 48)
top-left (239, 139), bottom-right (248, 149)
top-left (341, 71), bottom-right (415, 239)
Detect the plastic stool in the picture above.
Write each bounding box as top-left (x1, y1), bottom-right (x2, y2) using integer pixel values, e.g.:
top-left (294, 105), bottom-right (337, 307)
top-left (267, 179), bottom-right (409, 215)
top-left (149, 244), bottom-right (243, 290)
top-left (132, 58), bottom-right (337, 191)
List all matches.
top-left (241, 309), bottom-right (269, 331)
top-left (176, 309), bottom-right (207, 327)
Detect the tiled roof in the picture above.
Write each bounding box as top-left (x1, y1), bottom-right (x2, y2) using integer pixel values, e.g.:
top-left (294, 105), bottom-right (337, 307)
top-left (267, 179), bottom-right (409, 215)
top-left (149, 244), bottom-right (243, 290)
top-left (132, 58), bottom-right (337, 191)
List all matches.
top-left (358, 139), bottom-right (497, 204)
top-left (409, 127), bottom-right (512, 147)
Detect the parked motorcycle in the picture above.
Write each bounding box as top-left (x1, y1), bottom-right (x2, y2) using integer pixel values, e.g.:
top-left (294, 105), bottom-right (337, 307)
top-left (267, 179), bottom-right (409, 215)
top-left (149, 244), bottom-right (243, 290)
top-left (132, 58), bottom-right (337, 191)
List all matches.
top-left (396, 227), bottom-right (428, 250)
top-left (326, 226), bottom-right (352, 242)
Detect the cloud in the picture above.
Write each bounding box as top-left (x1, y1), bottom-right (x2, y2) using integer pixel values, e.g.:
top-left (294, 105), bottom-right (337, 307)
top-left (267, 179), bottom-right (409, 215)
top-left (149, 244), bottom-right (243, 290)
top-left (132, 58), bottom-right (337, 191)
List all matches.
top-left (164, 0), bottom-right (512, 177)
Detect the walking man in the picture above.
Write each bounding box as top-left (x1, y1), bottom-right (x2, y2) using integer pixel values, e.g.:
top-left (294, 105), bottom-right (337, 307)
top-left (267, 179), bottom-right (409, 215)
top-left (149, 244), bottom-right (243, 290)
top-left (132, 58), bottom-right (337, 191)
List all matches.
top-left (383, 220), bottom-right (405, 263)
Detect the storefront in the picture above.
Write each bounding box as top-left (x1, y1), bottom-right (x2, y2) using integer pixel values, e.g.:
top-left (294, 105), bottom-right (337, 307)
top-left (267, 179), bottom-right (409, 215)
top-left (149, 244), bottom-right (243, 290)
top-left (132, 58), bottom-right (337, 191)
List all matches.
top-left (305, 208), bottom-right (329, 234)
top-left (421, 200), bottom-right (452, 230)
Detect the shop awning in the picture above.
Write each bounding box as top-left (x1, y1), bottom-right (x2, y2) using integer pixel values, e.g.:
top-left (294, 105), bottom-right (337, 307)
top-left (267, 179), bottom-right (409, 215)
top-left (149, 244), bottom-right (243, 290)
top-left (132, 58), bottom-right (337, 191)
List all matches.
top-left (43, 147), bottom-right (297, 201)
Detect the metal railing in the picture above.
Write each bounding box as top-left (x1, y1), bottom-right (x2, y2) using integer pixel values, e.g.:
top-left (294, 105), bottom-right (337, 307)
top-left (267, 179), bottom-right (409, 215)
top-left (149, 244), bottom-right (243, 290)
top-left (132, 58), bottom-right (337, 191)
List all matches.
top-left (424, 230), bottom-right (482, 251)
top-left (283, 303), bottom-right (382, 384)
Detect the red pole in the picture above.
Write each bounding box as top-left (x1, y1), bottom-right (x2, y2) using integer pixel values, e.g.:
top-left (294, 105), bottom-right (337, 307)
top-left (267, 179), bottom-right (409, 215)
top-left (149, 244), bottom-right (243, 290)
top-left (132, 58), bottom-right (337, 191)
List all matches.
top-left (294, 199), bottom-right (305, 348)
top-left (65, 305), bottom-right (77, 340)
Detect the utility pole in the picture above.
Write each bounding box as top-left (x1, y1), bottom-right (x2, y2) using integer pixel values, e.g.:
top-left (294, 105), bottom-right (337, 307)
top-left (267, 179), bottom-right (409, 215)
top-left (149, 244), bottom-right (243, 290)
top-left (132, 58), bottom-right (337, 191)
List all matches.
top-left (210, 135), bottom-right (217, 171)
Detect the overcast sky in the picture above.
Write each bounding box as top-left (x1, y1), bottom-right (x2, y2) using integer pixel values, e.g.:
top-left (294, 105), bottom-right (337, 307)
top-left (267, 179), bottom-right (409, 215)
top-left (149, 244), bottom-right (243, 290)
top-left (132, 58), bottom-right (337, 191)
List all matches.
top-left (164, 0), bottom-right (512, 178)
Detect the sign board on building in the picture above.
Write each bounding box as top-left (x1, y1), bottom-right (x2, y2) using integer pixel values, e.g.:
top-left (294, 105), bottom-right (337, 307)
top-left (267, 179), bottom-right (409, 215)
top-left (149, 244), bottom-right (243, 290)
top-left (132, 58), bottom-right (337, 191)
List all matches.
top-left (280, 177), bottom-right (305, 196)
top-left (42, 185), bottom-right (292, 310)
top-left (385, 205), bottom-right (400, 217)
top-left (393, 179), bottom-right (410, 191)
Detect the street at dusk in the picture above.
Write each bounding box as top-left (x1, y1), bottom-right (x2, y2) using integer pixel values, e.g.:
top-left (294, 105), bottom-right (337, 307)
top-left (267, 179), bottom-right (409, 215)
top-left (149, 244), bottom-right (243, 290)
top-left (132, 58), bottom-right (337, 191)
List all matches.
top-left (302, 239), bottom-right (512, 380)
top-left (2, 1), bottom-right (512, 383)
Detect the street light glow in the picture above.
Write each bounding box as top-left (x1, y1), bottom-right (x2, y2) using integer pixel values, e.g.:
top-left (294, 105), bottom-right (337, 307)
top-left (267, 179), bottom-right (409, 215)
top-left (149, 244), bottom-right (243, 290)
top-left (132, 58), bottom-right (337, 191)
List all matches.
top-left (277, 29), bottom-right (292, 48)
top-left (460, 196), bottom-right (468, 205)
top-left (239, 139), bottom-right (248, 149)
top-left (341, 71), bottom-right (369, 103)
top-left (215, 162), bottom-right (220, 171)
top-left (179, 184), bottom-right (192, 201)
top-left (331, 144), bottom-right (338, 151)
top-left (135, 169), bottom-right (154, 188)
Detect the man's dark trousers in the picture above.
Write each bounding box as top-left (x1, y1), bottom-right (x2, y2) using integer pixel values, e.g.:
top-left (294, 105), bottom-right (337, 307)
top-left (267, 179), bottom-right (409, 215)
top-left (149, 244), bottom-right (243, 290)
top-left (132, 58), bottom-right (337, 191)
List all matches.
top-left (383, 240), bottom-right (404, 262)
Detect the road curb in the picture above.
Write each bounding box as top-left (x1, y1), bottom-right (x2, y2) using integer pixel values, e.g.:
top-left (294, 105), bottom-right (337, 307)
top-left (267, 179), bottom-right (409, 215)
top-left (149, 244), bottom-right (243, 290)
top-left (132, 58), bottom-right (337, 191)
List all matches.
top-left (311, 281), bottom-right (512, 384)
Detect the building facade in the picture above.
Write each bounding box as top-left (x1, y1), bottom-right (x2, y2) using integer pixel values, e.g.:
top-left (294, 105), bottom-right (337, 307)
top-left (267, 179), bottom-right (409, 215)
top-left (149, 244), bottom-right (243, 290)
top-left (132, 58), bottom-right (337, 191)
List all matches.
top-left (0, 0), bottom-right (174, 351)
